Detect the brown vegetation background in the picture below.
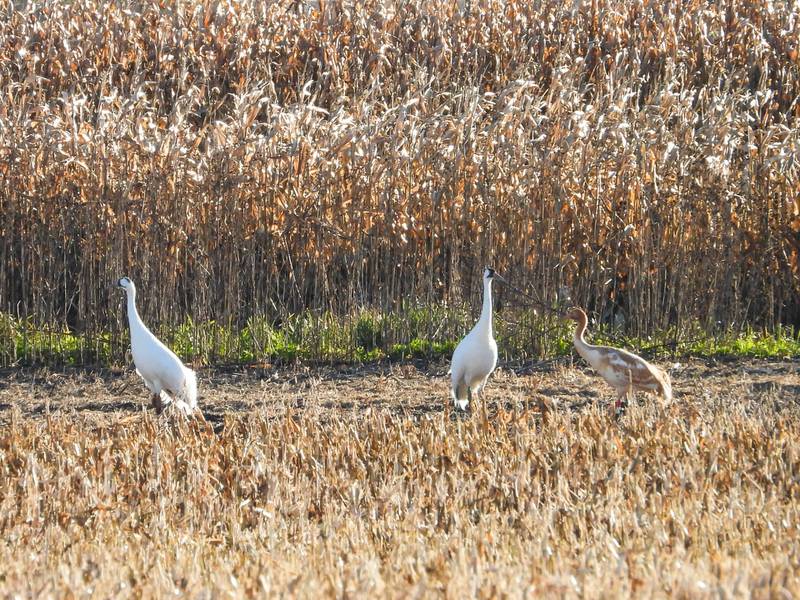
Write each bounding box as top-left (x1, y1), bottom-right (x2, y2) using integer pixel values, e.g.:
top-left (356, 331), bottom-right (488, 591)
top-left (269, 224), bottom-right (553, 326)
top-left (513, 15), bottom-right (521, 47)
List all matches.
top-left (1, 0), bottom-right (799, 354)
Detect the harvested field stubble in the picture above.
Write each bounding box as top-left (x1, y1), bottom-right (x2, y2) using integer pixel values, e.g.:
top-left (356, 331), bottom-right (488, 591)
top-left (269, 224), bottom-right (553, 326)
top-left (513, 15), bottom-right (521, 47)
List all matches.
top-left (0, 361), bottom-right (798, 596)
top-left (1, 0), bottom-right (799, 365)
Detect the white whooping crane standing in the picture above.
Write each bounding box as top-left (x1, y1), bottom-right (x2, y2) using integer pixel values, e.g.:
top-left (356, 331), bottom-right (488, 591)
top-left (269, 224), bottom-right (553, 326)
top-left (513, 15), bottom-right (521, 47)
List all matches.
top-left (117, 277), bottom-right (198, 415)
top-left (450, 267), bottom-right (499, 412)
top-left (563, 307), bottom-right (671, 414)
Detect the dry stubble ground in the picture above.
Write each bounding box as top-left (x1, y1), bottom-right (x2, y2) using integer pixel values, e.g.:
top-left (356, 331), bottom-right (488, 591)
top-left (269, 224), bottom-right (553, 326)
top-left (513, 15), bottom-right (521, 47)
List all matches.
top-left (0, 358), bottom-right (798, 597)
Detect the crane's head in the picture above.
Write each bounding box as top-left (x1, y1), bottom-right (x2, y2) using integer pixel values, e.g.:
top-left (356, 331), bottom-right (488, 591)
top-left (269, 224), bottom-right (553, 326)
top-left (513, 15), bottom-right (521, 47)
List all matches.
top-left (483, 266), bottom-right (496, 281)
top-left (562, 306), bottom-right (587, 323)
top-left (117, 277), bottom-right (135, 293)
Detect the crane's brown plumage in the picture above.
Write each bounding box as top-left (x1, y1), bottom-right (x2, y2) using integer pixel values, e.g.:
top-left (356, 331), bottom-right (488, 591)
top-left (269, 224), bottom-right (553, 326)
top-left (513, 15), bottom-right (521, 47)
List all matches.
top-left (563, 307), bottom-right (672, 412)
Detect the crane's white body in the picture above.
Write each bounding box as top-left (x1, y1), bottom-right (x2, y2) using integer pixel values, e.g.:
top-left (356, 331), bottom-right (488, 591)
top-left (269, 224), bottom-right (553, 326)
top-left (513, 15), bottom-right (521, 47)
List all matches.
top-left (450, 268), bottom-right (498, 411)
top-left (118, 278), bottom-right (198, 414)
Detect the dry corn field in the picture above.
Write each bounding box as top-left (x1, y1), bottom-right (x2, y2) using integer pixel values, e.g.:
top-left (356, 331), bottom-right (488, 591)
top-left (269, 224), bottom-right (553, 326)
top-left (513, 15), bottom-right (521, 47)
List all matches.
top-left (3, 0), bottom-right (800, 597)
top-left (0, 359), bottom-right (799, 597)
top-left (1, 0), bottom-right (799, 364)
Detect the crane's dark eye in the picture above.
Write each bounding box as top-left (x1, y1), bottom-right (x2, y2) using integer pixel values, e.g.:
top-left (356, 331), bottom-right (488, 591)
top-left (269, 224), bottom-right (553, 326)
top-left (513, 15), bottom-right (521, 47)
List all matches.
top-left (486, 267), bottom-right (495, 278)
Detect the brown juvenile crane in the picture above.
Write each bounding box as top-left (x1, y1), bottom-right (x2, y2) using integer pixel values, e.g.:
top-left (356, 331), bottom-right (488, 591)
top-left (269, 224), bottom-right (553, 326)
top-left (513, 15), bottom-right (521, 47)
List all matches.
top-left (563, 307), bottom-right (672, 414)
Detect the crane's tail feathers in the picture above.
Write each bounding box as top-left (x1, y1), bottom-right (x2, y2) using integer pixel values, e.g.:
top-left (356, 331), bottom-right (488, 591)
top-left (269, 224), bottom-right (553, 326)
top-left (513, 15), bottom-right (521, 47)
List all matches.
top-left (182, 368), bottom-right (198, 410)
top-left (451, 381), bottom-right (469, 411)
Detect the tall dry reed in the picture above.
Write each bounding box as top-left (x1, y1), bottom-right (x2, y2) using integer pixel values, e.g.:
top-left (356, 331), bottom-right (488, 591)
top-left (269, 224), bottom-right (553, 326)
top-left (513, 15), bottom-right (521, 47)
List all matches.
top-left (0, 0), bottom-right (798, 362)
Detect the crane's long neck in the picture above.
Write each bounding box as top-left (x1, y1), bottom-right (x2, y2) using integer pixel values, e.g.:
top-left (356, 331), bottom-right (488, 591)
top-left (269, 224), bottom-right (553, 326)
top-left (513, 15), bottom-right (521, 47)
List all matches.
top-left (572, 313), bottom-right (594, 358)
top-left (125, 289), bottom-right (146, 335)
top-left (476, 278), bottom-right (493, 337)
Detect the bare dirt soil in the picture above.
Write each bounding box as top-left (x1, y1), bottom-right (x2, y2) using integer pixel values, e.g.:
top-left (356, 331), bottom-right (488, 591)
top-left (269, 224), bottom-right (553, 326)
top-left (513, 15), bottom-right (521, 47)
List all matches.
top-left (1, 358), bottom-right (797, 425)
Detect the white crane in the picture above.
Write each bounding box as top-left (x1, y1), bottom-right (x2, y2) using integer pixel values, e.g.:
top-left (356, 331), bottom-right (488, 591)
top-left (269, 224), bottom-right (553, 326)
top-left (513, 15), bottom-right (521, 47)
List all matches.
top-left (450, 267), bottom-right (499, 412)
top-left (563, 307), bottom-right (671, 414)
top-left (117, 277), bottom-right (198, 415)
